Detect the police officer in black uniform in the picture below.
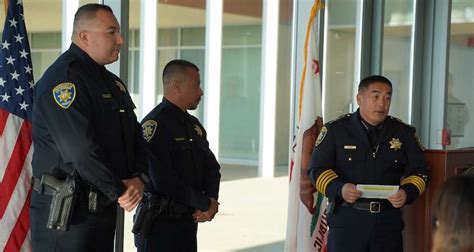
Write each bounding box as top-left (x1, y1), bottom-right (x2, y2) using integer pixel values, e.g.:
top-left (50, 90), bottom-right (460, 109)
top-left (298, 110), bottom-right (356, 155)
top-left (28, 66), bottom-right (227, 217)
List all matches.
top-left (308, 75), bottom-right (429, 252)
top-left (31, 4), bottom-right (148, 251)
top-left (135, 59), bottom-right (221, 251)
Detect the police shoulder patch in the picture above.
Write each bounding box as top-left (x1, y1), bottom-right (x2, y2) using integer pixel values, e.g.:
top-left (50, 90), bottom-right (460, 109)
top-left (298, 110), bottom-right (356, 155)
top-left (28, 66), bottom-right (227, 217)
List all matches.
top-left (53, 82), bottom-right (76, 109)
top-left (415, 135), bottom-right (425, 151)
top-left (194, 124), bottom-right (203, 137)
top-left (142, 120), bottom-right (158, 142)
top-left (315, 126), bottom-right (328, 147)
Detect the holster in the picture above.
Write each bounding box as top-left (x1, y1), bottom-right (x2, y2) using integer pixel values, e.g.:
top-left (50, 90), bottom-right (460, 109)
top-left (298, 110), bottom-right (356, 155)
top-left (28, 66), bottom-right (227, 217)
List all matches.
top-left (132, 193), bottom-right (173, 237)
top-left (33, 174), bottom-right (77, 231)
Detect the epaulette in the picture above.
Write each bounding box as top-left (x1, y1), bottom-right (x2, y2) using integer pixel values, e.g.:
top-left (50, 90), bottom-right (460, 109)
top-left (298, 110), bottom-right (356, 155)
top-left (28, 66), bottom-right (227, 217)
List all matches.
top-left (327, 113), bottom-right (351, 125)
top-left (389, 116), bottom-right (415, 129)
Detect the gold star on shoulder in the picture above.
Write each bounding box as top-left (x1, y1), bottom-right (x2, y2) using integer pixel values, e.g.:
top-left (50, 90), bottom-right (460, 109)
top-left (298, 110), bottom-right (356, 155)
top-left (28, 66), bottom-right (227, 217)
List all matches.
top-left (389, 138), bottom-right (402, 151)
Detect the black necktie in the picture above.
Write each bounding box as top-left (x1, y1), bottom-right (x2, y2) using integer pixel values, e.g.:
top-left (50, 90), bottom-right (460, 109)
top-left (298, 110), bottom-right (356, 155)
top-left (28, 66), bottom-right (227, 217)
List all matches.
top-left (368, 127), bottom-right (378, 147)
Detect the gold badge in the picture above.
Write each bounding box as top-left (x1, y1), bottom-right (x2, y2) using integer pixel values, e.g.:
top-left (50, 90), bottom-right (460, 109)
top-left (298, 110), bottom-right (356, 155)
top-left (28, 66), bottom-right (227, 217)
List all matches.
top-left (315, 126), bottom-right (327, 147)
top-left (142, 120), bottom-right (157, 142)
top-left (389, 138), bottom-right (402, 151)
top-left (114, 80), bottom-right (127, 93)
top-left (194, 124), bottom-right (203, 137)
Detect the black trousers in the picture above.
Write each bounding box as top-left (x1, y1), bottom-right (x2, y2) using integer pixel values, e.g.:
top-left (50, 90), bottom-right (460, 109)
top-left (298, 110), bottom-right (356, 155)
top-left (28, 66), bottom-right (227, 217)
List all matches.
top-left (30, 191), bottom-right (117, 252)
top-left (135, 215), bottom-right (198, 252)
top-left (327, 206), bottom-right (404, 252)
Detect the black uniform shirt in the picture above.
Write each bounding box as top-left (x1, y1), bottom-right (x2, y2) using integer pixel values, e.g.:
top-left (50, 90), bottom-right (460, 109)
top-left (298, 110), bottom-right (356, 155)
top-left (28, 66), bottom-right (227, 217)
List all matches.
top-left (308, 110), bottom-right (429, 204)
top-left (141, 98), bottom-right (221, 211)
top-left (32, 43), bottom-right (148, 201)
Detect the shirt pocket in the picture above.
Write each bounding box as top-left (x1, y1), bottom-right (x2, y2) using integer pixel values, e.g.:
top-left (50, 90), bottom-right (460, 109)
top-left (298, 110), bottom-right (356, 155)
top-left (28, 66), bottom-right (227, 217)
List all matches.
top-left (383, 150), bottom-right (406, 169)
top-left (336, 148), bottom-right (366, 179)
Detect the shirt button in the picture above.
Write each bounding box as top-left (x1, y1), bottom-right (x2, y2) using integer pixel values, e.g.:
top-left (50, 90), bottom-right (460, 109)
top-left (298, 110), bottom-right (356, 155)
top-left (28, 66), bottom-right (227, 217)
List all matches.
top-left (348, 157), bottom-right (352, 161)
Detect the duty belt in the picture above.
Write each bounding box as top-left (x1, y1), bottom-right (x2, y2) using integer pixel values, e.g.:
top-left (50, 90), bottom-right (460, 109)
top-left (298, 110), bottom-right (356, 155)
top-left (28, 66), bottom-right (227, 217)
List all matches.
top-left (341, 199), bottom-right (394, 214)
top-left (31, 176), bottom-right (57, 196)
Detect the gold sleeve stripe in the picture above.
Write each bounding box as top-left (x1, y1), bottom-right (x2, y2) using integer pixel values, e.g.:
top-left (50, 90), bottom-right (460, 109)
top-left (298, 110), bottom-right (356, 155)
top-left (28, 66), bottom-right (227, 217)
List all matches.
top-left (315, 170), bottom-right (333, 192)
top-left (401, 175), bottom-right (426, 194)
top-left (402, 177), bottom-right (424, 193)
top-left (315, 169), bottom-right (338, 195)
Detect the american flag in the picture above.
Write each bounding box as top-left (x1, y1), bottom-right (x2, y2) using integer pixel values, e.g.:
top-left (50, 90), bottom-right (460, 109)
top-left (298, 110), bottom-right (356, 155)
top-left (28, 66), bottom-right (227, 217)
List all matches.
top-left (0, 0), bottom-right (34, 251)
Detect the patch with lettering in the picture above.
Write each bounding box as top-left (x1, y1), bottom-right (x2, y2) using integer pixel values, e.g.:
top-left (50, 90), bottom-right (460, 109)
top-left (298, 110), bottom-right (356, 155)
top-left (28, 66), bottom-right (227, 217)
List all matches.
top-left (314, 126), bottom-right (327, 147)
top-left (142, 120), bottom-right (158, 142)
top-left (53, 82), bottom-right (76, 109)
top-left (114, 80), bottom-right (127, 93)
top-left (415, 135), bottom-right (425, 150)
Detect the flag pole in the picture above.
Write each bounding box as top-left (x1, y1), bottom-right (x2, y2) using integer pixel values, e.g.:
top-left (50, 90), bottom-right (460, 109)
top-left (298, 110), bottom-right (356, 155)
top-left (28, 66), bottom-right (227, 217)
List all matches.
top-left (4, 0), bottom-right (8, 15)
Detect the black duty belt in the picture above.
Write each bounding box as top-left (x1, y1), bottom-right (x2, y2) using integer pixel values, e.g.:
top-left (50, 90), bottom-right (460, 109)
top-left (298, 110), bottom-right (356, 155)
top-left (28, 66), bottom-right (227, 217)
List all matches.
top-left (341, 199), bottom-right (394, 214)
top-left (31, 176), bottom-right (57, 196)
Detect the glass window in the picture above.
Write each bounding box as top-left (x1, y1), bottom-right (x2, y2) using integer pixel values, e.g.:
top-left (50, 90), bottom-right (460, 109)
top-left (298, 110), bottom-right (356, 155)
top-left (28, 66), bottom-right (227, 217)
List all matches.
top-left (181, 27), bottom-right (205, 46)
top-left (220, 0), bottom-right (263, 162)
top-left (382, 0), bottom-right (414, 123)
top-left (447, 0), bottom-right (474, 149)
top-left (323, 0), bottom-right (358, 121)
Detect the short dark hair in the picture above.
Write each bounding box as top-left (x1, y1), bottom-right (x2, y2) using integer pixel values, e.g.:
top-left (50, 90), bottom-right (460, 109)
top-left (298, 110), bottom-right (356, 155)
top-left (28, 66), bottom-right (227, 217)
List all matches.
top-left (162, 59), bottom-right (199, 86)
top-left (358, 75), bottom-right (392, 92)
top-left (73, 4), bottom-right (114, 34)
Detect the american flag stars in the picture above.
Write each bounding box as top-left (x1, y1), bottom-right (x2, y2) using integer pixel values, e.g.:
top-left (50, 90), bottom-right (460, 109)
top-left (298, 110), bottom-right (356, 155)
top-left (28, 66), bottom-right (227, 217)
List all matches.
top-left (0, 0), bottom-right (34, 121)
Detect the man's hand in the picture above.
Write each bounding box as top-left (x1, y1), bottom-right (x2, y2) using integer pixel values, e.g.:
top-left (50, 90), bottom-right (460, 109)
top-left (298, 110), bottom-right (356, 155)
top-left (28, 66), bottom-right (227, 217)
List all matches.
top-left (300, 175), bottom-right (316, 214)
top-left (193, 198), bottom-right (219, 222)
top-left (387, 189), bottom-right (407, 208)
top-left (118, 177), bottom-right (144, 212)
top-left (341, 183), bottom-right (362, 203)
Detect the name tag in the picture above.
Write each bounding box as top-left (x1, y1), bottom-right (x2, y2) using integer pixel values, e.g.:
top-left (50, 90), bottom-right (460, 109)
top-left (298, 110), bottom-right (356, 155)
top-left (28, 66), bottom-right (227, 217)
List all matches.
top-left (102, 94), bottom-right (112, 98)
top-left (344, 145), bottom-right (357, 149)
top-left (175, 137), bottom-right (186, 141)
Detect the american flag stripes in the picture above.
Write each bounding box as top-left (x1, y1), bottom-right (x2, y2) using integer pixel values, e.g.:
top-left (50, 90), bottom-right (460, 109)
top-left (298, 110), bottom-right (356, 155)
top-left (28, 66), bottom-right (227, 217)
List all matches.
top-left (0, 0), bottom-right (34, 251)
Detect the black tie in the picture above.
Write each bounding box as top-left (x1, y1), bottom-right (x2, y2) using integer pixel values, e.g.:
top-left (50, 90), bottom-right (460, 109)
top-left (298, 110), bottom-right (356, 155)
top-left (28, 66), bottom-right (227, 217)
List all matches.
top-left (368, 126), bottom-right (378, 147)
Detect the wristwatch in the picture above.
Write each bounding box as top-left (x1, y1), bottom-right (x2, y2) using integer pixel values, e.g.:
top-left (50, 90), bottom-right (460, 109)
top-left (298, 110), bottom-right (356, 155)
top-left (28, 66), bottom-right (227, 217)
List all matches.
top-left (133, 172), bottom-right (150, 184)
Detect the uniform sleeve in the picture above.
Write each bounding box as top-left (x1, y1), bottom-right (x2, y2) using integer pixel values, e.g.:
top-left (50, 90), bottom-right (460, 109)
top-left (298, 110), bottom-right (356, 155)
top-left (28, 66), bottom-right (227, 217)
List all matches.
top-left (146, 121), bottom-right (212, 211)
top-left (36, 75), bottom-right (125, 201)
top-left (308, 125), bottom-right (346, 202)
top-left (201, 128), bottom-right (221, 201)
top-left (400, 127), bottom-right (429, 204)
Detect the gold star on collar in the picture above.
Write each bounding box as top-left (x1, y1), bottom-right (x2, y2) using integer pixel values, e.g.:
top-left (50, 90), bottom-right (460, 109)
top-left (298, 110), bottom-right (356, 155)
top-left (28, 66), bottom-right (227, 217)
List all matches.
top-left (389, 138), bottom-right (402, 151)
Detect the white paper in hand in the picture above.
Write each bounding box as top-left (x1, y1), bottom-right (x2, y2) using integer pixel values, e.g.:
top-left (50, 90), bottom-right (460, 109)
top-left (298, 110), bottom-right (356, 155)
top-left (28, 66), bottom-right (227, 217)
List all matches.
top-left (356, 184), bottom-right (399, 199)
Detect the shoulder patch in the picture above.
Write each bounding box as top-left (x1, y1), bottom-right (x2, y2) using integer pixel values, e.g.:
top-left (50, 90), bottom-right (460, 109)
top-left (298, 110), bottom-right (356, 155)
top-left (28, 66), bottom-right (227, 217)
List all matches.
top-left (415, 135), bottom-right (425, 151)
top-left (114, 80), bottom-right (127, 93)
top-left (142, 120), bottom-right (158, 142)
top-left (315, 126), bottom-right (328, 147)
top-left (53, 82), bottom-right (76, 109)
top-left (194, 124), bottom-right (203, 137)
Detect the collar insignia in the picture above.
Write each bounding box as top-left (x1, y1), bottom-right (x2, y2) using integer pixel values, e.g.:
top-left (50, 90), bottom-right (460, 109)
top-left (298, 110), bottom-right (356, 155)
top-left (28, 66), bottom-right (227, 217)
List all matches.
top-left (114, 80), bottom-right (126, 93)
top-left (194, 124), bottom-right (203, 137)
top-left (389, 138), bottom-right (402, 151)
top-left (315, 126), bottom-right (327, 147)
top-left (53, 82), bottom-right (76, 109)
top-left (142, 120), bottom-right (158, 142)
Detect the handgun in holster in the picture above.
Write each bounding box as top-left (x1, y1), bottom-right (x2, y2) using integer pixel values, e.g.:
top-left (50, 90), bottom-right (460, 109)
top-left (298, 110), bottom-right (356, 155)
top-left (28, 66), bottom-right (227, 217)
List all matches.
top-left (38, 174), bottom-right (77, 231)
top-left (132, 193), bottom-right (172, 237)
